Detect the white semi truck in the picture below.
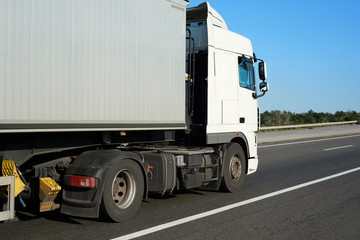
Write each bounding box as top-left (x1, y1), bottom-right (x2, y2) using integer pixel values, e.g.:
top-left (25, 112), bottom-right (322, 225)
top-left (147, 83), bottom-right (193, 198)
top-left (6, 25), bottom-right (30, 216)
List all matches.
top-left (0, 0), bottom-right (268, 222)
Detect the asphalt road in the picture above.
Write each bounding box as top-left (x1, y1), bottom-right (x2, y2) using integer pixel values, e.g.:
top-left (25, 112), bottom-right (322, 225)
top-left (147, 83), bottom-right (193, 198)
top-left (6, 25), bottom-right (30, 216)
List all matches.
top-left (1, 135), bottom-right (359, 240)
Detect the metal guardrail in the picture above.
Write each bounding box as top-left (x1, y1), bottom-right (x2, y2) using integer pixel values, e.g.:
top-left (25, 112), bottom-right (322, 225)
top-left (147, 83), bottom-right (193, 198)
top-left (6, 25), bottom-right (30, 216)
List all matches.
top-left (260, 121), bottom-right (358, 131)
top-left (0, 175), bottom-right (15, 221)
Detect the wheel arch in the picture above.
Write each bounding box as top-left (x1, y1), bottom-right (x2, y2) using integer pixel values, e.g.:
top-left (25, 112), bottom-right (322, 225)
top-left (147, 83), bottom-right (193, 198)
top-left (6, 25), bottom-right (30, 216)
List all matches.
top-left (230, 136), bottom-right (249, 174)
top-left (61, 149), bottom-right (148, 219)
top-left (206, 132), bottom-right (250, 161)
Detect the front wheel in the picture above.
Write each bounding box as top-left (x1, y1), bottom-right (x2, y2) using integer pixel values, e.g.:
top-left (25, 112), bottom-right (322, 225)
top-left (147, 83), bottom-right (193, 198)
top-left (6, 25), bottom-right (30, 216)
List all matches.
top-left (220, 143), bottom-right (246, 193)
top-left (101, 159), bottom-right (144, 222)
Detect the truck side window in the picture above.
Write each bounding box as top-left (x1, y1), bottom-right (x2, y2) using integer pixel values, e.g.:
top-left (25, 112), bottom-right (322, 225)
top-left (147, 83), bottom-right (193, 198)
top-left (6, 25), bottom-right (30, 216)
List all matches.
top-left (238, 57), bottom-right (255, 91)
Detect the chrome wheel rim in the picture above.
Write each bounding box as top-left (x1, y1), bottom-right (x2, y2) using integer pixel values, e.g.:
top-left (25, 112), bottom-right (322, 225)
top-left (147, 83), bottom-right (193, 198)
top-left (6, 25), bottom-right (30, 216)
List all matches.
top-left (112, 169), bottom-right (136, 209)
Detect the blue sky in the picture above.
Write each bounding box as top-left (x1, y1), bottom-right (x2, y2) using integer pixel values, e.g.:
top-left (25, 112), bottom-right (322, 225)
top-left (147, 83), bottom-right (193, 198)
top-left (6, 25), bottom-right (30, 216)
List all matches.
top-left (188, 0), bottom-right (360, 113)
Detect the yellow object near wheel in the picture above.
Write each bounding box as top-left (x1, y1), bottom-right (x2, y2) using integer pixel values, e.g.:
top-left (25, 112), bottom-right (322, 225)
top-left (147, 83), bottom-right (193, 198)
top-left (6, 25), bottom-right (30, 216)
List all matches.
top-left (39, 177), bottom-right (61, 212)
top-left (1, 160), bottom-right (26, 197)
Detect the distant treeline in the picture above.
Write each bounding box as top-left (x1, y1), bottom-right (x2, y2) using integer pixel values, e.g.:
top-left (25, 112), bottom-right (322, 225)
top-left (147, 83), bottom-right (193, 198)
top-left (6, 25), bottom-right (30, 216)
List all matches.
top-left (261, 110), bottom-right (360, 126)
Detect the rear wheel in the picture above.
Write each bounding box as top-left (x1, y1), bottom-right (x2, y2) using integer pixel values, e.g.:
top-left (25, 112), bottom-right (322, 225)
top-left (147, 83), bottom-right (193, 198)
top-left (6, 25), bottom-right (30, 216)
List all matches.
top-left (220, 143), bottom-right (246, 192)
top-left (101, 159), bottom-right (144, 222)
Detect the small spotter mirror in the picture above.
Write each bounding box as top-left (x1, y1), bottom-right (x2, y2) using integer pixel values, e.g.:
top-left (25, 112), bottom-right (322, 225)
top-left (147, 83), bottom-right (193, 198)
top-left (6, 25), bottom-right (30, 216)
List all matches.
top-left (259, 82), bottom-right (269, 92)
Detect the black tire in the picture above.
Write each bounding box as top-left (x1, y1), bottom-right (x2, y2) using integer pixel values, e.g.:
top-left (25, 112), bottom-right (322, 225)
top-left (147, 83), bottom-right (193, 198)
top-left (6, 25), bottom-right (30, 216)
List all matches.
top-left (100, 159), bottom-right (144, 222)
top-left (220, 142), bottom-right (246, 193)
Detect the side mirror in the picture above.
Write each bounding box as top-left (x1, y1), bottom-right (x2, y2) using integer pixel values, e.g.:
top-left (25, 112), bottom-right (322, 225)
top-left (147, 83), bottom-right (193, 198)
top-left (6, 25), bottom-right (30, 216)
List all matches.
top-left (253, 81), bottom-right (269, 99)
top-left (259, 82), bottom-right (269, 92)
top-left (259, 61), bottom-right (267, 81)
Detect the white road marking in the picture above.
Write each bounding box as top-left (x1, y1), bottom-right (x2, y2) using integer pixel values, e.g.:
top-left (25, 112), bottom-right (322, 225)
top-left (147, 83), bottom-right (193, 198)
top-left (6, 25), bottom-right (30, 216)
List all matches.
top-left (258, 134), bottom-right (360, 148)
top-left (324, 145), bottom-right (354, 151)
top-left (112, 167), bottom-right (360, 240)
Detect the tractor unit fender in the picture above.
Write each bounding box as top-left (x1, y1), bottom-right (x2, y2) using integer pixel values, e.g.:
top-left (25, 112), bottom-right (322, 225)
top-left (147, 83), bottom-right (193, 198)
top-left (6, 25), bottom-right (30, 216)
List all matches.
top-left (60, 149), bottom-right (148, 219)
top-left (230, 135), bottom-right (250, 173)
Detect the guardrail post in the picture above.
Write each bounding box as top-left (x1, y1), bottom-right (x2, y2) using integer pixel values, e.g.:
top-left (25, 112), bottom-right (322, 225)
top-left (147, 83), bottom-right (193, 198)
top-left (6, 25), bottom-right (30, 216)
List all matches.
top-left (0, 175), bottom-right (15, 221)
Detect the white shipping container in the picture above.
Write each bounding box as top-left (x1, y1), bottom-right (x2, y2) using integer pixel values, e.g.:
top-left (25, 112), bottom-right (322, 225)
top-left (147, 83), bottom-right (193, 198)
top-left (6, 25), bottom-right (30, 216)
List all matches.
top-left (0, 0), bottom-right (188, 132)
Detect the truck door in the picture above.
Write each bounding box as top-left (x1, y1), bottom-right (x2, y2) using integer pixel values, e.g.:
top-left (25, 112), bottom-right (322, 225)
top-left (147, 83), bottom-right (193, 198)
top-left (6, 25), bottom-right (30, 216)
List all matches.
top-left (237, 56), bottom-right (258, 132)
top-left (215, 51), bottom-right (239, 126)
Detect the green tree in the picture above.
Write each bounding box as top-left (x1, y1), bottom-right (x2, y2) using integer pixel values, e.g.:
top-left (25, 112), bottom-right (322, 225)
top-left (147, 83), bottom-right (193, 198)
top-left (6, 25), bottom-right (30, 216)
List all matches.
top-left (261, 110), bottom-right (359, 126)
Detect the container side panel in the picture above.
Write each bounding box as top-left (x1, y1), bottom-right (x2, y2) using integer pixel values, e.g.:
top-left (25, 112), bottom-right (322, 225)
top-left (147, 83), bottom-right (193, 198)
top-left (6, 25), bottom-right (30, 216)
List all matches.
top-left (0, 0), bottom-right (186, 129)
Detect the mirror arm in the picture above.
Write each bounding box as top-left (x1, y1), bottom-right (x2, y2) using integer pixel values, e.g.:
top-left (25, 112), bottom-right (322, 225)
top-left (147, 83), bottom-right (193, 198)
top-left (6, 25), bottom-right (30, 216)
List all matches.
top-left (252, 91), bottom-right (266, 99)
top-left (254, 56), bottom-right (264, 63)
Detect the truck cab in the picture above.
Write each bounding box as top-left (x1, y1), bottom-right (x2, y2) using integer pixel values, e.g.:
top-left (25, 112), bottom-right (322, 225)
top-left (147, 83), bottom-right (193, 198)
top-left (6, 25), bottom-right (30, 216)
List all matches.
top-left (186, 3), bottom-right (268, 174)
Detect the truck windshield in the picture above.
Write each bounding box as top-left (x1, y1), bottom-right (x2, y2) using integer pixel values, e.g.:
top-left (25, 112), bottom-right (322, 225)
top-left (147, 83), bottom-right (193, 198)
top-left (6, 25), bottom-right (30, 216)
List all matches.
top-left (238, 57), bottom-right (255, 91)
